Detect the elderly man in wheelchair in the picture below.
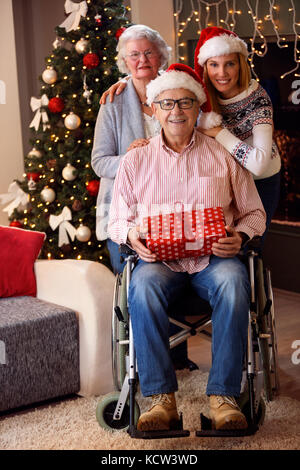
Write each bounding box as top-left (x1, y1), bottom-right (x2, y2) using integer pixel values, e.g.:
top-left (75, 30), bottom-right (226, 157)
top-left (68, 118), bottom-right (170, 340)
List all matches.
top-left (107, 64), bottom-right (266, 434)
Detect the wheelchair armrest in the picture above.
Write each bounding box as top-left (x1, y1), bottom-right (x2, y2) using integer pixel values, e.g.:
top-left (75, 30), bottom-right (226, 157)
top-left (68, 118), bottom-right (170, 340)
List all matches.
top-left (244, 236), bottom-right (261, 254)
top-left (120, 243), bottom-right (137, 256)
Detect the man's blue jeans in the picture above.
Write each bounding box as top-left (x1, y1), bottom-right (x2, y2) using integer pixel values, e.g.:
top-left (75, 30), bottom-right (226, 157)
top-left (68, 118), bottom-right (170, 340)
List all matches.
top-left (128, 255), bottom-right (250, 398)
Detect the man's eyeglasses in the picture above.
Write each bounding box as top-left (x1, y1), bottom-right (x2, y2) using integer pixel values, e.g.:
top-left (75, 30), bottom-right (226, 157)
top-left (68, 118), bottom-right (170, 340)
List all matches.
top-left (153, 98), bottom-right (197, 110)
top-left (126, 50), bottom-right (158, 61)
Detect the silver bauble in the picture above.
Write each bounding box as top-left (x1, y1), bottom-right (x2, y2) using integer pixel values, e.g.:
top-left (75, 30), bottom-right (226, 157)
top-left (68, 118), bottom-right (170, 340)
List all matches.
top-left (41, 187), bottom-right (56, 203)
top-left (42, 67), bottom-right (57, 84)
top-left (64, 112), bottom-right (81, 130)
top-left (76, 224), bottom-right (91, 242)
top-left (75, 38), bottom-right (89, 54)
top-left (62, 163), bottom-right (77, 181)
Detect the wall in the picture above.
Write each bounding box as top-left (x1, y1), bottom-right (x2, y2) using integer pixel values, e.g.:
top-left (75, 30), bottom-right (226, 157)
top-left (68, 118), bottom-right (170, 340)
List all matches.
top-left (0, 0), bottom-right (24, 227)
top-left (131, 0), bottom-right (176, 63)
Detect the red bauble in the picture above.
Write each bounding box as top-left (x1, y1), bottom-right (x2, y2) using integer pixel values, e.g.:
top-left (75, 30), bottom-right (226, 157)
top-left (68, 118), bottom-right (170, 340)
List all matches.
top-left (115, 27), bottom-right (126, 40)
top-left (83, 53), bottom-right (100, 69)
top-left (48, 97), bottom-right (64, 113)
top-left (86, 179), bottom-right (100, 197)
top-left (26, 172), bottom-right (40, 182)
top-left (9, 220), bottom-right (23, 228)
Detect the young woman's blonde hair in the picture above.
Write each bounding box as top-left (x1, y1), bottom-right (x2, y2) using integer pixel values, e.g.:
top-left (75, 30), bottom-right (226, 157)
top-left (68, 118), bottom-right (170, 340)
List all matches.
top-left (203, 53), bottom-right (251, 113)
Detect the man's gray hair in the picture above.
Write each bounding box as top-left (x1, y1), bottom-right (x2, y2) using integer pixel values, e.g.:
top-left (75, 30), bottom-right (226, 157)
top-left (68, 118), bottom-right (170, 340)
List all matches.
top-left (116, 24), bottom-right (172, 74)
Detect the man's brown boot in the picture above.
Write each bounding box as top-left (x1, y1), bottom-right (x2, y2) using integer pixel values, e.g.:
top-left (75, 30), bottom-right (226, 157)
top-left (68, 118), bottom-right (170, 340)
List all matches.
top-left (137, 393), bottom-right (180, 431)
top-left (209, 395), bottom-right (248, 430)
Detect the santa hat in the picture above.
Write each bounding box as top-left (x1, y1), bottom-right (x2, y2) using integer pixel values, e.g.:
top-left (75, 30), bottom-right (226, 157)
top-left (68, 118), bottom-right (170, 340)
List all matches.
top-left (194, 27), bottom-right (248, 79)
top-left (146, 63), bottom-right (222, 129)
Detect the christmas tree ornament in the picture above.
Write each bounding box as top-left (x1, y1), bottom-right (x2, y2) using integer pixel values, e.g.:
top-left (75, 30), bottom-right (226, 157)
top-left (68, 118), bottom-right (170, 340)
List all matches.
top-left (42, 67), bottom-right (57, 84)
top-left (75, 37), bottom-right (89, 54)
top-left (27, 147), bottom-right (42, 158)
top-left (76, 224), bottom-right (91, 242)
top-left (48, 96), bottom-right (65, 113)
top-left (62, 163), bottom-right (77, 181)
top-left (0, 182), bottom-right (29, 216)
top-left (64, 112), bottom-right (81, 130)
top-left (49, 206), bottom-right (77, 247)
top-left (86, 179), bottom-right (100, 197)
top-left (46, 159), bottom-right (57, 170)
top-left (94, 14), bottom-right (102, 25)
top-left (83, 52), bottom-right (100, 69)
top-left (41, 187), bottom-right (56, 203)
top-left (60, 243), bottom-right (72, 255)
top-left (9, 220), bottom-right (23, 228)
top-left (72, 199), bottom-right (83, 212)
top-left (27, 179), bottom-right (37, 191)
top-left (53, 37), bottom-right (65, 49)
top-left (27, 172), bottom-right (40, 182)
top-left (29, 94), bottom-right (49, 131)
top-left (115, 27), bottom-right (126, 39)
top-left (59, 0), bottom-right (88, 33)
top-left (83, 74), bottom-right (92, 104)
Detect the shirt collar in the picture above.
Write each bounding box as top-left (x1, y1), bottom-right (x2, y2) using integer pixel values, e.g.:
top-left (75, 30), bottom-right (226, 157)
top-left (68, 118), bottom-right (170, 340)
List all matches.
top-left (160, 128), bottom-right (197, 156)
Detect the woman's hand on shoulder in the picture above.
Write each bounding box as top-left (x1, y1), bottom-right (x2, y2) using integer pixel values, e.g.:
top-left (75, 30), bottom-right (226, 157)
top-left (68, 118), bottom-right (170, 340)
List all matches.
top-left (99, 78), bottom-right (129, 104)
top-left (196, 126), bottom-right (223, 138)
top-left (127, 138), bottom-right (150, 152)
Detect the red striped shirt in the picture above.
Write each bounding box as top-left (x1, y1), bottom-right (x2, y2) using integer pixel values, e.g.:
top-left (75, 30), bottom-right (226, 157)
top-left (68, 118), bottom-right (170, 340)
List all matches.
top-left (108, 130), bottom-right (266, 273)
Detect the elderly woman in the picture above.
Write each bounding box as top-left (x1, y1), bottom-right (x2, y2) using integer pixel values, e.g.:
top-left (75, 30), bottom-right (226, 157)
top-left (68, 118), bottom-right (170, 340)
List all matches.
top-left (91, 24), bottom-right (170, 273)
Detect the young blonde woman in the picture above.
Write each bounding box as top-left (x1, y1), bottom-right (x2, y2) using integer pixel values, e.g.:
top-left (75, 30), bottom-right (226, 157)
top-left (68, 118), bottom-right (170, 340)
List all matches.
top-left (194, 27), bottom-right (281, 247)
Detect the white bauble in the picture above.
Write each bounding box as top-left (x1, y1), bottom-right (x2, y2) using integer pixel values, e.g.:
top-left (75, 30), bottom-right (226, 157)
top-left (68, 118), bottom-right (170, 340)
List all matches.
top-left (28, 147), bottom-right (42, 158)
top-left (42, 67), bottom-right (57, 84)
top-left (64, 112), bottom-right (81, 130)
top-left (62, 163), bottom-right (77, 181)
top-left (41, 187), bottom-right (56, 203)
top-left (75, 38), bottom-right (89, 54)
top-left (76, 224), bottom-right (91, 242)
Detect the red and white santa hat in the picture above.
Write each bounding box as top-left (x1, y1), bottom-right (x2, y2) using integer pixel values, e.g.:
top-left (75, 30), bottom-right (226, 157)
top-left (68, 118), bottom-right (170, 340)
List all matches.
top-left (146, 63), bottom-right (222, 129)
top-left (194, 26), bottom-right (248, 79)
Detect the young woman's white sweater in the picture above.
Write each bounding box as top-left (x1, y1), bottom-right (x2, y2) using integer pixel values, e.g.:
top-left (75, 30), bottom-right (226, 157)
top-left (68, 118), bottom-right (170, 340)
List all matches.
top-left (215, 79), bottom-right (281, 180)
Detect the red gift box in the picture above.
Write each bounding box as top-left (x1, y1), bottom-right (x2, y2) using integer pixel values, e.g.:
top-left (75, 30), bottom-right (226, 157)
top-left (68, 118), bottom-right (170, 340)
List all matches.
top-left (143, 207), bottom-right (226, 261)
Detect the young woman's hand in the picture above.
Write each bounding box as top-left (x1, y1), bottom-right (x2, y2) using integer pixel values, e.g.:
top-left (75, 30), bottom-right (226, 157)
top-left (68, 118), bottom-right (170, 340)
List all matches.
top-left (196, 126), bottom-right (223, 138)
top-left (99, 79), bottom-right (128, 104)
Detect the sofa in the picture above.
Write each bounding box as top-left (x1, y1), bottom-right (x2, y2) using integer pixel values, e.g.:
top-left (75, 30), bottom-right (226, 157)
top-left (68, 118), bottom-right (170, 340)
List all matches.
top-left (0, 257), bottom-right (115, 412)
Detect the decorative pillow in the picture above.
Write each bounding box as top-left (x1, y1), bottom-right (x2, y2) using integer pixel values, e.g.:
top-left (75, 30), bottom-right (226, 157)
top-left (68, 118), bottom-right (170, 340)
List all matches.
top-left (0, 226), bottom-right (46, 298)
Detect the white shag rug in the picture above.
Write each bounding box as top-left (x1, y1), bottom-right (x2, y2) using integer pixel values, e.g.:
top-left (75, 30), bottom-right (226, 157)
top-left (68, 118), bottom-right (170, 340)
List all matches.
top-left (1, 370), bottom-right (299, 451)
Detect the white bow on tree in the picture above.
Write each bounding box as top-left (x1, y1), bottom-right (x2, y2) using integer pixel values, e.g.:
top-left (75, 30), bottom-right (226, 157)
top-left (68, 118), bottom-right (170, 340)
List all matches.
top-left (49, 206), bottom-right (77, 247)
top-left (0, 182), bottom-right (29, 216)
top-left (60, 0), bottom-right (88, 32)
top-left (29, 94), bottom-right (49, 131)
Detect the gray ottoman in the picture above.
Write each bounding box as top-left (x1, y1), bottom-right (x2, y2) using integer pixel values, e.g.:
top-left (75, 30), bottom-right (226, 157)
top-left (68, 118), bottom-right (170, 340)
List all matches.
top-left (0, 296), bottom-right (80, 412)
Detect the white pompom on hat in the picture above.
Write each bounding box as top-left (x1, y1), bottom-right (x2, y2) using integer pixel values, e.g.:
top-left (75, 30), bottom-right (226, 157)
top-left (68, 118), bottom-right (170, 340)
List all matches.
top-left (194, 26), bottom-right (248, 79)
top-left (146, 63), bottom-right (222, 129)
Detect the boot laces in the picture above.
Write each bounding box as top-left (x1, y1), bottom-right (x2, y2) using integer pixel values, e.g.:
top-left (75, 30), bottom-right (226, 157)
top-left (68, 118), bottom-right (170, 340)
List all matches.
top-left (216, 395), bottom-right (240, 410)
top-left (151, 394), bottom-right (172, 408)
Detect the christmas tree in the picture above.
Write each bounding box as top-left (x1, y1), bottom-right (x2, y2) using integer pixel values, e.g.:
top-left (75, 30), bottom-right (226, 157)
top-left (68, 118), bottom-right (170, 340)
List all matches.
top-left (5, 0), bottom-right (130, 265)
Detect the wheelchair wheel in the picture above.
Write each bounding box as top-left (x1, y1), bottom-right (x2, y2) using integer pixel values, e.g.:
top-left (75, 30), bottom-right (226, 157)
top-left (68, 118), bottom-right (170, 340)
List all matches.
top-left (265, 267), bottom-right (280, 396)
top-left (112, 269), bottom-right (129, 391)
top-left (256, 258), bottom-right (275, 401)
top-left (96, 392), bottom-right (140, 431)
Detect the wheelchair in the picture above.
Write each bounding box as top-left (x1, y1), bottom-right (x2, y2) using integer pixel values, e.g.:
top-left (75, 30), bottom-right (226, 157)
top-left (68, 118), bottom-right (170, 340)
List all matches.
top-left (96, 240), bottom-right (280, 439)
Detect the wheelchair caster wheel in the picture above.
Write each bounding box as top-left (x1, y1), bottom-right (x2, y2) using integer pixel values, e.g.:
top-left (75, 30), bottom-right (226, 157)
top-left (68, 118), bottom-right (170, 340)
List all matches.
top-left (96, 392), bottom-right (140, 431)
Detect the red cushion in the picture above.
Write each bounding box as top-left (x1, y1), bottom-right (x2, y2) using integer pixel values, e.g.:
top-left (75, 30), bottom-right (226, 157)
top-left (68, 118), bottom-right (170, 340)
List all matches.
top-left (0, 226), bottom-right (46, 298)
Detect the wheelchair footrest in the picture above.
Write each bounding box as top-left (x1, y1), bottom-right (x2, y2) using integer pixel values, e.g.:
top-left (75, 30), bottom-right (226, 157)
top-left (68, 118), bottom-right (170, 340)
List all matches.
top-left (195, 413), bottom-right (258, 437)
top-left (127, 413), bottom-right (190, 439)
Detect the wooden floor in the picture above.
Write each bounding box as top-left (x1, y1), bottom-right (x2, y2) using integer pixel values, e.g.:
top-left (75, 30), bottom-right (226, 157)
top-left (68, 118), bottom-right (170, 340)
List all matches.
top-left (188, 288), bottom-right (300, 401)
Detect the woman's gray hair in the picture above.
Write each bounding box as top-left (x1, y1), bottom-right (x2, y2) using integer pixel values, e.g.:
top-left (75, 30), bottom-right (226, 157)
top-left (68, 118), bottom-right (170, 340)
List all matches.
top-left (116, 24), bottom-right (172, 74)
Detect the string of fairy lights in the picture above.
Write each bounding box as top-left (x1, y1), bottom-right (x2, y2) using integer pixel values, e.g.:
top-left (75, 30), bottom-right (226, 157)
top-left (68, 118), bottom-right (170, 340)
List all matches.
top-left (174, 0), bottom-right (300, 80)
